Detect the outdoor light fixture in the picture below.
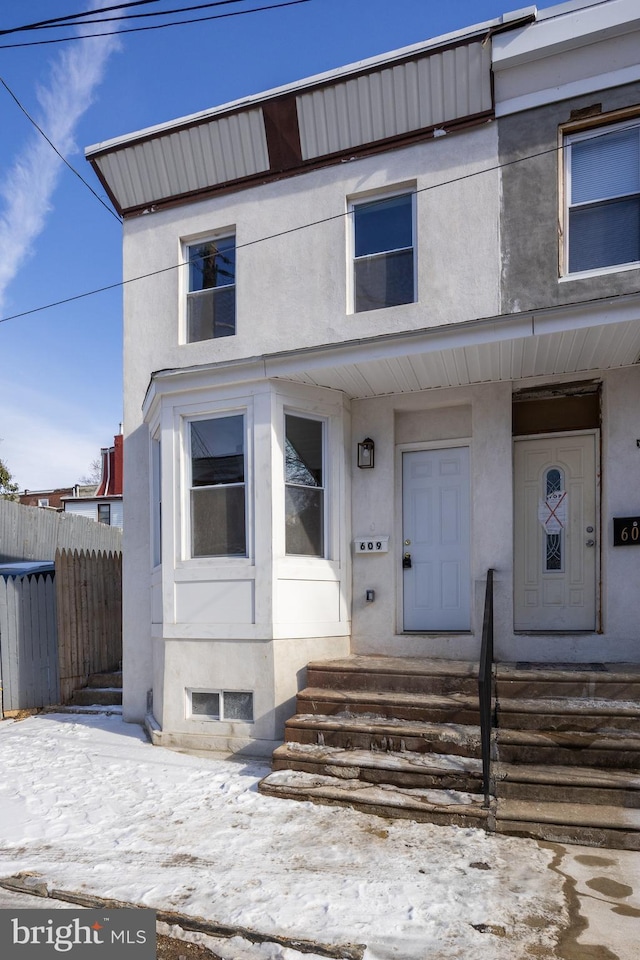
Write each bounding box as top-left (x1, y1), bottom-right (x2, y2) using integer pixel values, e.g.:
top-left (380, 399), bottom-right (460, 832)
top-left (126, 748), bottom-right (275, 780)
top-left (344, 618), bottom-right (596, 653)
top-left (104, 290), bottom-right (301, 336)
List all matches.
top-left (357, 437), bottom-right (375, 468)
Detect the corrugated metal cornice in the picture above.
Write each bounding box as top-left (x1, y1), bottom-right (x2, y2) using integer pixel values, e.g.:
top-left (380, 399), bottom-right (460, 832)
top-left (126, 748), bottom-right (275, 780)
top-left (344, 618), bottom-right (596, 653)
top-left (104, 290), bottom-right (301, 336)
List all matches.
top-left (88, 16), bottom-right (544, 218)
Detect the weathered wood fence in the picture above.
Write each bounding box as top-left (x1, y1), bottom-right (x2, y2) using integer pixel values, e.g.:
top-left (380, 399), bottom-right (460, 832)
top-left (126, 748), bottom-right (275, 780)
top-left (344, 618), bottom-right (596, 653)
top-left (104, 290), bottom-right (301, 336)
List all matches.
top-left (0, 571), bottom-right (59, 713)
top-left (56, 549), bottom-right (122, 703)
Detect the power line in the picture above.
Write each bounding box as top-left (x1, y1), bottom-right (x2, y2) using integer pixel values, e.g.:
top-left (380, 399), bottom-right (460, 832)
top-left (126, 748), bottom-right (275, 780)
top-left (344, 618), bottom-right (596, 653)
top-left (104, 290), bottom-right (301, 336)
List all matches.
top-left (0, 0), bottom-right (311, 49)
top-left (2, 2), bottom-right (259, 35)
top-left (0, 133), bottom-right (590, 326)
top-left (0, 76), bottom-right (123, 223)
top-left (0, 1), bottom-right (161, 37)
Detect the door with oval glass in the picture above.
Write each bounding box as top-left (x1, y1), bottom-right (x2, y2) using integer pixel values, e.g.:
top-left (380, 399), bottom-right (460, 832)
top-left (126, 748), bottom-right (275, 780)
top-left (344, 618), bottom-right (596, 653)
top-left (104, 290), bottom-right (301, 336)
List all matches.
top-left (402, 447), bottom-right (471, 631)
top-left (513, 432), bottom-right (597, 631)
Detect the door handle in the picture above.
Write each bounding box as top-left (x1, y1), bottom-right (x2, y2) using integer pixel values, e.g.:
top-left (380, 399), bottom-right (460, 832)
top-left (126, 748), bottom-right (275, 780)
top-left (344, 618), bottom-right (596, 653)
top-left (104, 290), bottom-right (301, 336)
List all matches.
top-left (585, 539), bottom-right (595, 547)
top-left (403, 552), bottom-right (412, 569)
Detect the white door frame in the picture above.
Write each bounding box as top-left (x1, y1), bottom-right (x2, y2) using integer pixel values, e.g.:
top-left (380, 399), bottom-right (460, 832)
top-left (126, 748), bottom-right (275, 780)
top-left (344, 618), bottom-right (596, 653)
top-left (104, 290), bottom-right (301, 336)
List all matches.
top-left (395, 438), bottom-right (473, 634)
top-left (513, 428), bottom-right (601, 633)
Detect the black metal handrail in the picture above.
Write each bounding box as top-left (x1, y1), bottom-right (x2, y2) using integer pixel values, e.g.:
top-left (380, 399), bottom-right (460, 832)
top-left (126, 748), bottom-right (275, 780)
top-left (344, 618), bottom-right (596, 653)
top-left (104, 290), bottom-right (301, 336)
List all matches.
top-left (478, 568), bottom-right (495, 806)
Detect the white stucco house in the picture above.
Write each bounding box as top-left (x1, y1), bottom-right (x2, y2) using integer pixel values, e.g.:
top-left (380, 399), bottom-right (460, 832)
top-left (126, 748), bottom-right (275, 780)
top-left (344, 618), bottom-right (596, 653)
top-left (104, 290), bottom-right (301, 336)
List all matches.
top-left (86, 0), bottom-right (640, 764)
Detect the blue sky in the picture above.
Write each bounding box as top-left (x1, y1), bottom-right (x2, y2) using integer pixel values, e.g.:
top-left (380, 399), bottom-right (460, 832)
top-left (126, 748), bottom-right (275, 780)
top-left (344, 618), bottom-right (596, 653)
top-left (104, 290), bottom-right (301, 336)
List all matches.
top-left (0, 0), bottom-right (556, 490)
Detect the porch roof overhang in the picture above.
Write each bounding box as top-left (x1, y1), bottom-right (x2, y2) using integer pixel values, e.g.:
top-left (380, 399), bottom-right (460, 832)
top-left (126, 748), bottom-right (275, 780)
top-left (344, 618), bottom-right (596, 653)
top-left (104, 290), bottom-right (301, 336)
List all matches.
top-left (143, 292), bottom-right (640, 415)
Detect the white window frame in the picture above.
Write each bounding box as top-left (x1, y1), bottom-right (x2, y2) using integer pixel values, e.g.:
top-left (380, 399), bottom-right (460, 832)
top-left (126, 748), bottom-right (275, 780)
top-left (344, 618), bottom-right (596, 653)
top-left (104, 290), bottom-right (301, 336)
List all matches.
top-left (186, 688), bottom-right (254, 722)
top-left (563, 116), bottom-right (640, 279)
top-left (348, 187), bottom-right (417, 314)
top-left (184, 409), bottom-right (250, 561)
top-left (284, 411), bottom-right (327, 559)
top-left (151, 431), bottom-right (162, 569)
top-left (181, 229), bottom-right (236, 343)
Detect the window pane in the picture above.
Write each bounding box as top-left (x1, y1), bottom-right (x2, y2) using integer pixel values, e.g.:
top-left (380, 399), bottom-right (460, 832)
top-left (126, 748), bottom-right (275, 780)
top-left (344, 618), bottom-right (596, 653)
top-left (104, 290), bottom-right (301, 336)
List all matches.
top-left (189, 237), bottom-right (236, 291)
top-left (285, 416), bottom-right (322, 486)
top-left (191, 691), bottom-right (220, 717)
top-left (191, 417), bottom-right (244, 487)
top-left (569, 197), bottom-right (640, 272)
top-left (223, 691), bottom-right (253, 721)
top-left (571, 128), bottom-right (640, 204)
top-left (354, 194), bottom-right (413, 256)
top-left (98, 504), bottom-right (111, 525)
top-left (285, 486), bottom-right (323, 556)
top-left (187, 286), bottom-right (235, 341)
top-left (191, 486), bottom-right (246, 556)
top-left (355, 248), bottom-right (414, 312)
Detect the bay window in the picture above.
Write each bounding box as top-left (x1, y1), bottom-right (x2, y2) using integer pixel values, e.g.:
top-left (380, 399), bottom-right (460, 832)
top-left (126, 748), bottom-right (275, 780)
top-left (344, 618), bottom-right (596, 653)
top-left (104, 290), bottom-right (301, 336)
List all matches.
top-left (190, 415), bottom-right (246, 557)
top-left (285, 414), bottom-right (324, 557)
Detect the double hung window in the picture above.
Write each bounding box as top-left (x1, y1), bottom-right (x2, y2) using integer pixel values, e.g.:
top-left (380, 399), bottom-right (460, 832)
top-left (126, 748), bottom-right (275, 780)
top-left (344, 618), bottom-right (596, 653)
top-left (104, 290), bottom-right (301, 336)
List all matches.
top-left (186, 235), bottom-right (236, 341)
top-left (285, 415), bottom-right (324, 557)
top-left (190, 415), bottom-right (246, 557)
top-left (565, 119), bottom-right (640, 274)
top-left (352, 192), bottom-right (415, 312)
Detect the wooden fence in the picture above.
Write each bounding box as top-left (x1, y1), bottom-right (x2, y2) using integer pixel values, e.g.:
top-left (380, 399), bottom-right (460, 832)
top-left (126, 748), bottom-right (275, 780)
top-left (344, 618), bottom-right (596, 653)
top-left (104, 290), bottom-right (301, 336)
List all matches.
top-left (0, 572), bottom-right (59, 713)
top-left (56, 549), bottom-right (122, 703)
top-left (0, 498), bottom-right (121, 563)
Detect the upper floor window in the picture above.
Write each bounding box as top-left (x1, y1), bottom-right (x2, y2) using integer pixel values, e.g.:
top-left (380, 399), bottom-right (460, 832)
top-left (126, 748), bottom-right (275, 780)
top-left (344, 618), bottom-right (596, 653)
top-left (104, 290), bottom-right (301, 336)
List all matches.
top-left (352, 192), bottom-right (415, 312)
top-left (98, 503), bottom-right (111, 525)
top-left (565, 119), bottom-right (640, 275)
top-left (285, 414), bottom-right (324, 557)
top-left (190, 415), bottom-right (246, 557)
top-left (186, 235), bottom-right (236, 341)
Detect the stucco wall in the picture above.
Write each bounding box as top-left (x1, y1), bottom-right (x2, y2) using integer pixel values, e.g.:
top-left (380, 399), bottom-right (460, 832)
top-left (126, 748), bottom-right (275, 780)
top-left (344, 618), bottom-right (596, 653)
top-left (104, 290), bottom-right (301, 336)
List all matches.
top-left (499, 80), bottom-right (640, 314)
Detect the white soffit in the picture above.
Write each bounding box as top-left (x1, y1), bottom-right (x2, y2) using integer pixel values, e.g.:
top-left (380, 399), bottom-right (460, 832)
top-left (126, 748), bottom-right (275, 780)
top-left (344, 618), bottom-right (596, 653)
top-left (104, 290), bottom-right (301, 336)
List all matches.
top-left (297, 42), bottom-right (492, 160)
top-left (272, 320), bottom-right (640, 398)
top-left (92, 108), bottom-right (269, 211)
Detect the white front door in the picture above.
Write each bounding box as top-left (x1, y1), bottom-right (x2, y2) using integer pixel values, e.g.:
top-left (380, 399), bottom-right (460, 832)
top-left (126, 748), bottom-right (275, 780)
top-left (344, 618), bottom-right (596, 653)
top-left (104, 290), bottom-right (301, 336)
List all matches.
top-left (402, 447), bottom-right (471, 631)
top-left (513, 433), bottom-right (597, 631)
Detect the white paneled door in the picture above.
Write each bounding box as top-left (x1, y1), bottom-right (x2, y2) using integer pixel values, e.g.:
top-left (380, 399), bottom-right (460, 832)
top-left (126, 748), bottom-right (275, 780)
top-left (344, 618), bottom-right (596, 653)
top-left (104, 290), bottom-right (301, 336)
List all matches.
top-left (513, 433), bottom-right (597, 631)
top-left (402, 447), bottom-right (471, 631)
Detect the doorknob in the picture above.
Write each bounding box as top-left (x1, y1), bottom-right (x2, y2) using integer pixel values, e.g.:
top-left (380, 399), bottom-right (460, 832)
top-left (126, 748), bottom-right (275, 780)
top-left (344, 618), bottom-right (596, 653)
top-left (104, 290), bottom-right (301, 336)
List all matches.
top-left (585, 539), bottom-right (595, 547)
top-left (403, 553), bottom-right (412, 569)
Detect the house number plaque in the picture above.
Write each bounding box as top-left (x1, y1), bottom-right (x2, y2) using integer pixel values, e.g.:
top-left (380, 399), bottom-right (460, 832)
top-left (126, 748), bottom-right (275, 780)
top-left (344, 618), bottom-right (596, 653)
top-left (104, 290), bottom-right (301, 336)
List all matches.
top-left (613, 517), bottom-right (640, 546)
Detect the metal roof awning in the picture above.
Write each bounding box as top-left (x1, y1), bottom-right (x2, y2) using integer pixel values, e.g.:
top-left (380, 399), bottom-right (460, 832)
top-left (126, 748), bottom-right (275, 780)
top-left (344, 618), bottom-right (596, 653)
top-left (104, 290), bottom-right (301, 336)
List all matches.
top-left (144, 293), bottom-right (640, 410)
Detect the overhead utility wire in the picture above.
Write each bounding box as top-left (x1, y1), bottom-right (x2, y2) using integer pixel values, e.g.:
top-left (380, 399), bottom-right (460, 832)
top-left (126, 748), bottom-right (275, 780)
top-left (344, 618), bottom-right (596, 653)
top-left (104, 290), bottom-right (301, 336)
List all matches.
top-left (0, 1), bottom-right (162, 36)
top-left (0, 133), bottom-right (602, 326)
top-left (2, 1), bottom-right (258, 34)
top-left (0, 76), bottom-right (123, 223)
top-left (0, 0), bottom-right (311, 49)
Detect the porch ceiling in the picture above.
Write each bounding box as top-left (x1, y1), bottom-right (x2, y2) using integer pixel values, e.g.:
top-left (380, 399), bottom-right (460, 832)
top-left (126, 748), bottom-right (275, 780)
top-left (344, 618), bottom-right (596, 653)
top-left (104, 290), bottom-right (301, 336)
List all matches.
top-left (145, 294), bottom-right (640, 409)
top-left (266, 299), bottom-right (640, 399)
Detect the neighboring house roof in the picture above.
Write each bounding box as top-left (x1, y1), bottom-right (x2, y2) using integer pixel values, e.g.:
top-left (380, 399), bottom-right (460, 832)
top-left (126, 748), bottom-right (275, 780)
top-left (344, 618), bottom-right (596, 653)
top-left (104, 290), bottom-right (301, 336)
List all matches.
top-left (95, 433), bottom-right (123, 498)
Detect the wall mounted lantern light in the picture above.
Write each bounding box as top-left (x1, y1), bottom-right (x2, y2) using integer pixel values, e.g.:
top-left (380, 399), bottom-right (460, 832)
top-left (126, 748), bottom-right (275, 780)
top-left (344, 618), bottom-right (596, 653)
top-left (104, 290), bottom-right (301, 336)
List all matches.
top-left (357, 437), bottom-right (375, 469)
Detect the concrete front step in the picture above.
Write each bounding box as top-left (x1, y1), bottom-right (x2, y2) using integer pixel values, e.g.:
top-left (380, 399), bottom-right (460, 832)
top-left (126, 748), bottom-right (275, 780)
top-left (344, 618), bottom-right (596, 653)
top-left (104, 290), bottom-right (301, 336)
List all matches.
top-left (306, 656), bottom-right (478, 697)
top-left (272, 742), bottom-right (483, 792)
top-left (69, 687), bottom-right (123, 707)
top-left (285, 714), bottom-right (482, 758)
top-left (259, 769), bottom-right (489, 827)
top-left (495, 798), bottom-right (640, 850)
top-left (297, 687), bottom-right (481, 725)
top-left (495, 761), bottom-right (640, 807)
top-left (498, 696), bottom-right (640, 732)
top-left (495, 727), bottom-right (640, 769)
top-left (495, 661), bottom-right (640, 701)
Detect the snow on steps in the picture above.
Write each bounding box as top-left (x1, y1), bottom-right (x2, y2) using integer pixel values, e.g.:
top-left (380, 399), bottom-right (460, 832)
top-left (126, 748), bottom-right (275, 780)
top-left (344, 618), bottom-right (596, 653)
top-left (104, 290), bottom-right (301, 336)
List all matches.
top-left (259, 768), bottom-right (489, 827)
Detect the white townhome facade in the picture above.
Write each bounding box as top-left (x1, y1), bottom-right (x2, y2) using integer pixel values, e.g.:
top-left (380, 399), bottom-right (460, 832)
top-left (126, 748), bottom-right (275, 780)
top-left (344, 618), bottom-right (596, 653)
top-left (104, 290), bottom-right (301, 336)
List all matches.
top-left (87, 0), bottom-right (640, 757)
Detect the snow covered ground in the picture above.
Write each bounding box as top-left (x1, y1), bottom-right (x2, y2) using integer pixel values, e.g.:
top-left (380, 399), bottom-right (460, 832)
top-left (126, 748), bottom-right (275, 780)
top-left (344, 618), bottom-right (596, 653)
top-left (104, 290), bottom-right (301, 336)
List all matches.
top-left (0, 712), bottom-right (570, 959)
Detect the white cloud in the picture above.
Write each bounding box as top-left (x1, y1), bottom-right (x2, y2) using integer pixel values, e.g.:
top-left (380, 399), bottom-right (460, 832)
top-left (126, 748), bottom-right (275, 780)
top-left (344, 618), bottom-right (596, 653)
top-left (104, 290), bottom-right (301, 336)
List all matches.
top-left (0, 3), bottom-right (121, 314)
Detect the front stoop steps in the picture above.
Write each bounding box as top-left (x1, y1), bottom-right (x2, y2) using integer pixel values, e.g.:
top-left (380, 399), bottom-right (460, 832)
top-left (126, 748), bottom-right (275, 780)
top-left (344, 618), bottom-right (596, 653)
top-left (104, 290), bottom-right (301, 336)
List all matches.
top-left (258, 656), bottom-right (640, 849)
